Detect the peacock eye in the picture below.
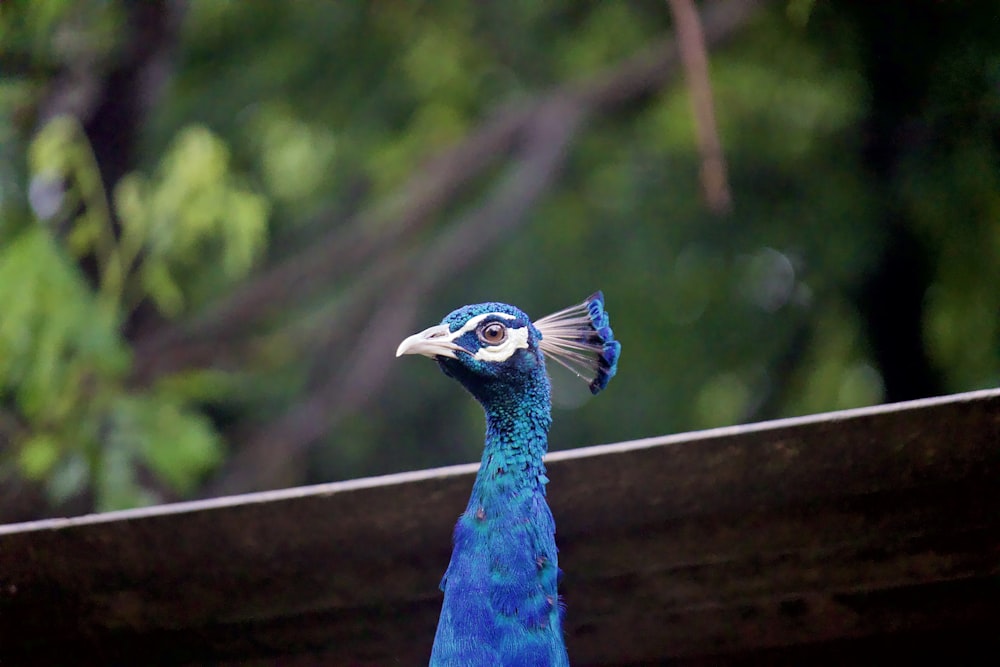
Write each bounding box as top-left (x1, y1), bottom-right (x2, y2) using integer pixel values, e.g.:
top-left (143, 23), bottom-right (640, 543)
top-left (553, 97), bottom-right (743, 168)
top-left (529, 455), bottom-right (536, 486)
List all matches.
top-left (478, 322), bottom-right (507, 345)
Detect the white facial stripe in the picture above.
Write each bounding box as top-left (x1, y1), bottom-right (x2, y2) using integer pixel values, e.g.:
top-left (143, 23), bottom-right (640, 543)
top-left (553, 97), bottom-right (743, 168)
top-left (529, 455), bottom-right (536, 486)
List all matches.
top-left (444, 311), bottom-right (517, 341)
top-left (472, 325), bottom-right (529, 362)
top-left (439, 311), bottom-right (529, 362)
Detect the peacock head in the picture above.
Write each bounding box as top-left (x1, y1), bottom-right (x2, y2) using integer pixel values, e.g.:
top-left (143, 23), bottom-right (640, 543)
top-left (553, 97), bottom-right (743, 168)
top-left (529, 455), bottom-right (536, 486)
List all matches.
top-left (396, 292), bottom-right (621, 403)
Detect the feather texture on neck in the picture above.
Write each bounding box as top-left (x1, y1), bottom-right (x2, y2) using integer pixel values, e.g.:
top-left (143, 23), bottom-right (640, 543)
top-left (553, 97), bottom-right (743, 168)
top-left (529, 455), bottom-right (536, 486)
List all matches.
top-left (431, 369), bottom-right (569, 666)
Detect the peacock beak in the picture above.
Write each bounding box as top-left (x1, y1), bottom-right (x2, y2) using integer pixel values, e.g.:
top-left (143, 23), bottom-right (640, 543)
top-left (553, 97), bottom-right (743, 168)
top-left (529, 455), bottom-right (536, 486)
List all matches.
top-left (396, 324), bottom-right (461, 359)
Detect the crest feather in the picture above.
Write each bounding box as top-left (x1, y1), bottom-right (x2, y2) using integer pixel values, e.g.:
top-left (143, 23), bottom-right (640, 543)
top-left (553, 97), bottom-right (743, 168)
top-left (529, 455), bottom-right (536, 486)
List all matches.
top-left (534, 291), bottom-right (621, 394)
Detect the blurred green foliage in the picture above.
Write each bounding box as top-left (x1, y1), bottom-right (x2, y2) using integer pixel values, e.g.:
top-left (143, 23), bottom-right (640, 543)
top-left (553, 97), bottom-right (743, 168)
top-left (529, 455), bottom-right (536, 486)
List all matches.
top-left (1, 0), bottom-right (998, 518)
top-left (0, 113), bottom-right (268, 509)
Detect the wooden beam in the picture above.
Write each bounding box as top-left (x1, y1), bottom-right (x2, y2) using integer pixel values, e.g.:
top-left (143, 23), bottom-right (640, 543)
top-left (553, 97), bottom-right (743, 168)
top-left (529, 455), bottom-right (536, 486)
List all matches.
top-left (1, 389), bottom-right (999, 665)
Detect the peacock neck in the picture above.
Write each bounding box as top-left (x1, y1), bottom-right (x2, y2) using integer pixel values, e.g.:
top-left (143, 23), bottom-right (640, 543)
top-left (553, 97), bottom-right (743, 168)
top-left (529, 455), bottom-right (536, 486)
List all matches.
top-left (468, 374), bottom-right (553, 513)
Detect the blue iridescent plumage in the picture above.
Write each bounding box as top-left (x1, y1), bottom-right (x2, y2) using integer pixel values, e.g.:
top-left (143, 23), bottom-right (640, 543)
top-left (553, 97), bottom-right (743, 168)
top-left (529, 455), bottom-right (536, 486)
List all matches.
top-left (396, 292), bottom-right (620, 666)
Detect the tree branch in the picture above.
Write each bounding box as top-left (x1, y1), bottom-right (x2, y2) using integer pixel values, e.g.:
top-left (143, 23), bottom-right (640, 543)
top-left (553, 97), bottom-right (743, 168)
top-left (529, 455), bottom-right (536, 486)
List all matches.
top-left (667, 0), bottom-right (732, 214)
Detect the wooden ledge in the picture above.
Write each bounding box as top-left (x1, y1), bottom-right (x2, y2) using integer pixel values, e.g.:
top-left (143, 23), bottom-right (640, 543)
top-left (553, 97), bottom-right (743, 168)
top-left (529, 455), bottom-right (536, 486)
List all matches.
top-left (2, 389), bottom-right (999, 665)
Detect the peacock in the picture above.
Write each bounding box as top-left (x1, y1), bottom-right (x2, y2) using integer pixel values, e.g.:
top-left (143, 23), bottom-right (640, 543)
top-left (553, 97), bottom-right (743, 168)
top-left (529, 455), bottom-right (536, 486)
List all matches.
top-left (396, 291), bottom-right (621, 666)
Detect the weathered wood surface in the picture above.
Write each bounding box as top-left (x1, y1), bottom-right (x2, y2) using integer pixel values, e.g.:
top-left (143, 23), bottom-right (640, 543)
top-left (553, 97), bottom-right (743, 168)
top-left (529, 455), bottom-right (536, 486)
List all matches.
top-left (1, 389), bottom-right (998, 665)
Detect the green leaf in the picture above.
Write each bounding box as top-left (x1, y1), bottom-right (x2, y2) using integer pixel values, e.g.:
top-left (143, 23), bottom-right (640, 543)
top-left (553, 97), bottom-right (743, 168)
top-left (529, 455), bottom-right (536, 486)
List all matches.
top-left (109, 395), bottom-right (223, 496)
top-left (95, 438), bottom-right (150, 511)
top-left (45, 453), bottom-right (90, 505)
top-left (17, 433), bottom-right (60, 479)
top-left (154, 368), bottom-right (235, 402)
top-left (141, 258), bottom-right (185, 316)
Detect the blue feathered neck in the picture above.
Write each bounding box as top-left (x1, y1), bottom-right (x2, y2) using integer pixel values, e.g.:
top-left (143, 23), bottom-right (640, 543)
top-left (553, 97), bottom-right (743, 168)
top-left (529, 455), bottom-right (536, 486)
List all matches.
top-left (468, 369), bottom-right (552, 513)
top-left (431, 365), bottom-right (569, 666)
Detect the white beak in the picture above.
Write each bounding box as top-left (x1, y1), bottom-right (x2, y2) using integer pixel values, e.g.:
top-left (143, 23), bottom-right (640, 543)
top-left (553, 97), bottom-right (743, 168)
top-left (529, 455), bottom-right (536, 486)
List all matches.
top-left (396, 324), bottom-right (461, 358)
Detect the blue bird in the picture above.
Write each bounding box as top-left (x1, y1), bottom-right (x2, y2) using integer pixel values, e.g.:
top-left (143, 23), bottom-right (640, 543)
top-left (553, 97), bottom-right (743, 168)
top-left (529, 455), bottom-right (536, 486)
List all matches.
top-left (396, 292), bottom-right (621, 666)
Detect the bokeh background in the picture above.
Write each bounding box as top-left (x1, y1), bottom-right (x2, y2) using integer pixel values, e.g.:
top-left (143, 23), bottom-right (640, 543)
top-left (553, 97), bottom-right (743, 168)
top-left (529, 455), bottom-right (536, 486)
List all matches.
top-left (1, 0), bottom-right (998, 521)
